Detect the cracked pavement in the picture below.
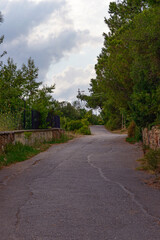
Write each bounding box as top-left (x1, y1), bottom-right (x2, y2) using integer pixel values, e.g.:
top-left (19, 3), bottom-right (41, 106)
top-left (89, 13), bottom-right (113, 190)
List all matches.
top-left (0, 125), bottom-right (160, 240)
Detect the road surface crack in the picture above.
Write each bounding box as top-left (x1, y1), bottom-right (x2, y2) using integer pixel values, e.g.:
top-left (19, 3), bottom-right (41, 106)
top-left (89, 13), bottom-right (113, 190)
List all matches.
top-left (87, 154), bottom-right (160, 223)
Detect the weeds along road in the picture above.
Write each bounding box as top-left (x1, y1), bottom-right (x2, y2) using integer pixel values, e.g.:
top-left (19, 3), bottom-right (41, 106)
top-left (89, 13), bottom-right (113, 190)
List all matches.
top-left (0, 125), bottom-right (160, 240)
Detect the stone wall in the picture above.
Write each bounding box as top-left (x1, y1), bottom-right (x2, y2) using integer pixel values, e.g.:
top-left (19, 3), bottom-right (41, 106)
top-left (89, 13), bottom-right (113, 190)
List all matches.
top-left (142, 126), bottom-right (160, 149)
top-left (0, 128), bottom-right (64, 151)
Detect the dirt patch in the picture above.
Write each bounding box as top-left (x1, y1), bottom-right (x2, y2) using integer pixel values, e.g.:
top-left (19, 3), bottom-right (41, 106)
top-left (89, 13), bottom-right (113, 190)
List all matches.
top-left (111, 129), bottom-right (128, 134)
top-left (144, 176), bottom-right (160, 190)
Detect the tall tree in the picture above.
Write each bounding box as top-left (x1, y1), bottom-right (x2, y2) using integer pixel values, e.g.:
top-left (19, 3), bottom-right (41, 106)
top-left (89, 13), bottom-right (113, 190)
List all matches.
top-left (80, 0), bottom-right (160, 130)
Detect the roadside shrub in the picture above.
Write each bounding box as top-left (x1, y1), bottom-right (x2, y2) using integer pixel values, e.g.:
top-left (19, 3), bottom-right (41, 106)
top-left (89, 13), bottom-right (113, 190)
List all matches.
top-left (60, 116), bottom-right (68, 130)
top-left (0, 132), bottom-right (75, 168)
top-left (67, 118), bottom-right (91, 135)
top-left (105, 118), bottom-right (121, 131)
top-left (134, 125), bottom-right (142, 141)
top-left (128, 121), bottom-right (136, 138)
top-left (0, 142), bottom-right (39, 167)
top-left (145, 149), bottom-right (160, 171)
top-left (137, 149), bottom-right (160, 174)
top-left (77, 125), bottom-right (91, 135)
top-left (67, 120), bottom-right (83, 131)
top-left (81, 118), bottom-right (89, 127)
top-left (126, 137), bottom-right (137, 144)
top-left (127, 121), bottom-right (142, 143)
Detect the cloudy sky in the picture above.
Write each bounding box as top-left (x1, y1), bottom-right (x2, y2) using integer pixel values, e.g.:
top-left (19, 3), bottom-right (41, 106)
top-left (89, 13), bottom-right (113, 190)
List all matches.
top-left (0, 0), bottom-right (111, 102)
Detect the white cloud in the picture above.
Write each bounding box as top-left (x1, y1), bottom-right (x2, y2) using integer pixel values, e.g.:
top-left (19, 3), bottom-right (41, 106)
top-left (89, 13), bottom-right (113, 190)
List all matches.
top-left (66, 0), bottom-right (109, 36)
top-left (0, 0), bottom-right (111, 102)
top-left (45, 64), bottom-right (95, 102)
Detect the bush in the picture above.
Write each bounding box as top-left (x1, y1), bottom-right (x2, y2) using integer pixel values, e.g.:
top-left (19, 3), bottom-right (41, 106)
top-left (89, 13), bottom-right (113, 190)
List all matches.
top-left (128, 121), bottom-right (136, 138)
top-left (126, 137), bottom-right (137, 144)
top-left (81, 118), bottom-right (89, 127)
top-left (145, 149), bottom-right (160, 171)
top-left (105, 118), bottom-right (121, 131)
top-left (127, 121), bottom-right (142, 143)
top-left (67, 118), bottom-right (91, 135)
top-left (77, 125), bottom-right (91, 135)
top-left (67, 120), bottom-right (83, 131)
top-left (138, 149), bottom-right (160, 174)
top-left (60, 116), bottom-right (68, 130)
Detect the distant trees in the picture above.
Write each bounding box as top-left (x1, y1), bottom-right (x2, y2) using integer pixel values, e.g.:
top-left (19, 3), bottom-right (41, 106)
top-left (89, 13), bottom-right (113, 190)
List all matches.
top-left (0, 11), bottom-right (57, 130)
top-left (0, 57), bottom-right (55, 112)
top-left (0, 54), bottom-right (100, 130)
top-left (0, 57), bottom-right (55, 129)
top-left (78, 0), bottom-right (160, 132)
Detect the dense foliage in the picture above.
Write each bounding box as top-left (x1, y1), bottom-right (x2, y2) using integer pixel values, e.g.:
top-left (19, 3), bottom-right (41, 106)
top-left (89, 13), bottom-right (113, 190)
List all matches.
top-left (78, 0), bottom-right (160, 132)
top-left (0, 11), bottom-right (101, 132)
top-left (55, 101), bottom-right (103, 134)
top-left (0, 57), bottom-right (55, 129)
top-left (0, 56), bottom-right (101, 131)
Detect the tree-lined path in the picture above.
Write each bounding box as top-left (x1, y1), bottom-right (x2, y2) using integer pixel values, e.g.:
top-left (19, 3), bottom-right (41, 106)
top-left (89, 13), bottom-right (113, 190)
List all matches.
top-left (0, 126), bottom-right (160, 240)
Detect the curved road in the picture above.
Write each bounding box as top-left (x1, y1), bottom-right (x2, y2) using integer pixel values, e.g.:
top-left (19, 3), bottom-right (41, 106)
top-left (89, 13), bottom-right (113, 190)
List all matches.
top-left (0, 126), bottom-right (160, 239)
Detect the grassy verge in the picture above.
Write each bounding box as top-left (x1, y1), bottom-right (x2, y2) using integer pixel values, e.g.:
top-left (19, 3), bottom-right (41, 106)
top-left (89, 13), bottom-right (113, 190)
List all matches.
top-left (0, 143), bottom-right (40, 168)
top-left (137, 148), bottom-right (160, 174)
top-left (136, 148), bottom-right (160, 188)
top-left (126, 137), bottom-right (137, 144)
top-left (112, 129), bottom-right (128, 134)
top-left (0, 133), bottom-right (74, 169)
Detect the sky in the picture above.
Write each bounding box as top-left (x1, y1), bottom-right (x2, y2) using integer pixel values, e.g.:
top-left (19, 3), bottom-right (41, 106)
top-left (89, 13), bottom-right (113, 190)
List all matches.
top-left (0, 0), bottom-right (111, 103)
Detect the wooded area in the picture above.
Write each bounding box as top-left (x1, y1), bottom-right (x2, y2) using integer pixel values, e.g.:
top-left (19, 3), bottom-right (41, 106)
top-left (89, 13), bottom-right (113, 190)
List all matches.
top-left (78, 0), bottom-right (160, 139)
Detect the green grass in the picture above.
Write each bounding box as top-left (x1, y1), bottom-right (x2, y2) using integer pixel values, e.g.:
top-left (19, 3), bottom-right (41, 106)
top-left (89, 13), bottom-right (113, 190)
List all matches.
top-left (137, 149), bottom-right (160, 175)
top-left (0, 133), bottom-right (74, 169)
top-left (126, 137), bottom-right (137, 144)
top-left (0, 142), bottom-right (40, 168)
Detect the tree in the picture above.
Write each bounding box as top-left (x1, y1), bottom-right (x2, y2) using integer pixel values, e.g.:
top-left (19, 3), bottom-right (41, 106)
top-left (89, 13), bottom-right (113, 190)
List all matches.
top-left (0, 12), bottom-right (6, 67)
top-left (0, 57), bottom-right (56, 129)
top-left (127, 7), bottom-right (160, 127)
top-left (21, 57), bottom-right (41, 99)
top-left (32, 85), bottom-right (55, 128)
top-left (0, 58), bottom-right (24, 112)
top-left (0, 58), bottom-right (42, 112)
top-left (104, 0), bottom-right (147, 36)
top-left (82, 0), bottom-right (160, 130)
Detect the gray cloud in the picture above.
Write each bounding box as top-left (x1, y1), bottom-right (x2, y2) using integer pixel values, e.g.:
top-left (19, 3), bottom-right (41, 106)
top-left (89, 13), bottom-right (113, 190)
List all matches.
top-left (1, 0), bottom-right (64, 41)
top-left (0, 0), bottom-right (97, 83)
top-left (2, 28), bottom-right (92, 81)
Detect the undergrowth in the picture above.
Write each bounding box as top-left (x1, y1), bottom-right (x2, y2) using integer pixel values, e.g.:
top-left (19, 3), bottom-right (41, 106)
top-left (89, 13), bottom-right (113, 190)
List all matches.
top-left (126, 121), bottom-right (142, 144)
top-left (126, 137), bottom-right (137, 144)
top-left (0, 133), bottom-right (73, 169)
top-left (137, 148), bottom-right (160, 175)
top-left (0, 142), bottom-right (40, 168)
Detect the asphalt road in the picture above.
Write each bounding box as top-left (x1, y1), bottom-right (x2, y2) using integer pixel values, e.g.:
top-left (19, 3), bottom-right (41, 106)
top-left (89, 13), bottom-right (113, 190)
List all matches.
top-left (0, 125), bottom-right (160, 240)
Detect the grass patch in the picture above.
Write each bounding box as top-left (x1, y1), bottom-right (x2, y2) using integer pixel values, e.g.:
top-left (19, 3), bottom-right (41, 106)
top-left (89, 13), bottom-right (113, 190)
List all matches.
top-left (0, 142), bottom-right (40, 168)
top-left (126, 137), bottom-right (137, 144)
top-left (112, 129), bottom-right (128, 134)
top-left (76, 126), bottom-right (91, 135)
top-left (0, 133), bottom-right (74, 169)
top-left (137, 149), bottom-right (160, 175)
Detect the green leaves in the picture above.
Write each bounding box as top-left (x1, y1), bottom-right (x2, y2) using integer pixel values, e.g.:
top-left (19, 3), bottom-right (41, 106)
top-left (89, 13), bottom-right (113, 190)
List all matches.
top-left (0, 57), bottom-right (56, 130)
top-left (85, 1), bottom-right (160, 130)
